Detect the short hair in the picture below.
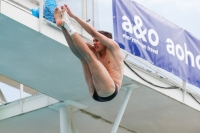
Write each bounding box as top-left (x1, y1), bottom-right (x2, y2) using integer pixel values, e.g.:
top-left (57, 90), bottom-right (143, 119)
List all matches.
top-left (98, 30), bottom-right (112, 39)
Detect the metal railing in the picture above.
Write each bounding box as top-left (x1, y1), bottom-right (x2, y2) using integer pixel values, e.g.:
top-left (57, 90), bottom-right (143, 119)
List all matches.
top-left (122, 49), bottom-right (200, 102)
top-left (1, 0), bottom-right (200, 103)
top-left (0, 75), bottom-right (39, 105)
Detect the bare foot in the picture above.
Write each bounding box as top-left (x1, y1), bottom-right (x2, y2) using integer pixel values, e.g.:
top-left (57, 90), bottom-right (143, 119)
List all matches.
top-left (54, 7), bottom-right (63, 27)
top-left (61, 6), bottom-right (71, 23)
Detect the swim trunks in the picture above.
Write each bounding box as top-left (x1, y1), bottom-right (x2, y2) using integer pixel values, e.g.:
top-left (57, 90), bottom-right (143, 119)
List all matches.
top-left (92, 84), bottom-right (118, 102)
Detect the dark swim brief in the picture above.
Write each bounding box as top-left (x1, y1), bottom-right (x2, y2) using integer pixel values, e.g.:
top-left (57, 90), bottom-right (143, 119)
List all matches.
top-left (92, 84), bottom-right (118, 102)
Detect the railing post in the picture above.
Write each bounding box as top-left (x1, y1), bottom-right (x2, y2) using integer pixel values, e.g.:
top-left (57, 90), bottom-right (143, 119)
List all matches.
top-left (0, 0), bottom-right (2, 13)
top-left (20, 84), bottom-right (24, 113)
top-left (81, 0), bottom-right (87, 36)
top-left (92, 0), bottom-right (94, 27)
top-left (182, 81), bottom-right (186, 103)
top-left (82, 0), bottom-right (87, 21)
top-left (39, 0), bottom-right (44, 32)
top-left (0, 89), bottom-right (7, 104)
top-left (20, 84), bottom-right (23, 99)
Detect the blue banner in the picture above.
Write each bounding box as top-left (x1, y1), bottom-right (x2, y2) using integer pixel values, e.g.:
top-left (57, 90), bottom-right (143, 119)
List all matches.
top-left (113, 0), bottom-right (200, 88)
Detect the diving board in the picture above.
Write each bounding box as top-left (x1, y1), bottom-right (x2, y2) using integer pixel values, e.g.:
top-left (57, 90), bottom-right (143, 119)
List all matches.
top-left (0, 13), bottom-right (89, 101)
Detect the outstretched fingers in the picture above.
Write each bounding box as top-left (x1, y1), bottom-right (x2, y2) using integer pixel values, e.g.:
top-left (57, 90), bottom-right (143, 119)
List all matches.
top-left (64, 4), bottom-right (75, 18)
top-left (61, 6), bottom-right (67, 17)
